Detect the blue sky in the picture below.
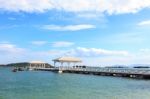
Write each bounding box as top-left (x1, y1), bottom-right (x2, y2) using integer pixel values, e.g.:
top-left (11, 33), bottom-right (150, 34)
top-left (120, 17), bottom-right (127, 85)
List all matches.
top-left (1, 0), bottom-right (150, 66)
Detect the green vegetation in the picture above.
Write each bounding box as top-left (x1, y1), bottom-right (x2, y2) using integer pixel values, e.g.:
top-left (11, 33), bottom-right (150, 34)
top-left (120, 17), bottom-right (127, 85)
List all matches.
top-left (1, 62), bottom-right (53, 68)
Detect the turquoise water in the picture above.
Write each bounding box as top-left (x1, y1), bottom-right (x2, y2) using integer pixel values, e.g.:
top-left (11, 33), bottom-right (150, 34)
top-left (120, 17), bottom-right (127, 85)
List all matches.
top-left (0, 67), bottom-right (150, 99)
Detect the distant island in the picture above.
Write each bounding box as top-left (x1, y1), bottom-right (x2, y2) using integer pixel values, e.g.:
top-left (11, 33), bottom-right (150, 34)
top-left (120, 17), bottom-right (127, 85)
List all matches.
top-left (0, 62), bottom-right (53, 68)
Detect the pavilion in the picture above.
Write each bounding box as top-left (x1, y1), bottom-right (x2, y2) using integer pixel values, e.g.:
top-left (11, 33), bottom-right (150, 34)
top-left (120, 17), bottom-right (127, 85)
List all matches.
top-left (52, 57), bottom-right (82, 67)
top-left (29, 61), bottom-right (47, 70)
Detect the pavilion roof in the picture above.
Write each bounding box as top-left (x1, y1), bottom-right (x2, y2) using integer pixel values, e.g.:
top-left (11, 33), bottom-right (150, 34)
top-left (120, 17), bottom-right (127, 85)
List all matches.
top-left (52, 57), bottom-right (82, 62)
top-left (30, 61), bottom-right (45, 64)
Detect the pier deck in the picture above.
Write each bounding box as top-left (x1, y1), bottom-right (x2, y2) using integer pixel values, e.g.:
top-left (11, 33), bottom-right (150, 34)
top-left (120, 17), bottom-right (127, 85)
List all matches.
top-left (35, 67), bottom-right (150, 79)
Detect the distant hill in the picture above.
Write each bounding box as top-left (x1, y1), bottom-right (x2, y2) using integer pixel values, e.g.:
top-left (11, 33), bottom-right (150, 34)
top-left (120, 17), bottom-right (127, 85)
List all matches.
top-left (0, 64), bottom-right (6, 67)
top-left (1, 62), bottom-right (53, 68)
top-left (105, 65), bottom-right (128, 68)
top-left (133, 66), bottom-right (150, 68)
top-left (129, 64), bottom-right (150, 68)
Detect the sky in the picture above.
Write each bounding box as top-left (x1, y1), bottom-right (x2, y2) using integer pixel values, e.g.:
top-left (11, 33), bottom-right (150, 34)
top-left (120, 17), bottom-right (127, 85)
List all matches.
top-left (0, 0), bottom-right (150, 66)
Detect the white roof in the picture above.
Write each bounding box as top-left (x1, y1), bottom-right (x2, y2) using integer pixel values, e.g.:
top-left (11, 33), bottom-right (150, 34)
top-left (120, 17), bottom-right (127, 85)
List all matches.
top-left (53, 57), bottom-right (82, 62)
top-left (30, 61), bottom-right (45, 64)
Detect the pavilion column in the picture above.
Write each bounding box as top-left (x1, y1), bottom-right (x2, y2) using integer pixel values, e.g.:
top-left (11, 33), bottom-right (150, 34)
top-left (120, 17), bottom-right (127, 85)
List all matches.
top-left (74, 62), bottom-right (76, 66)
top-left (54, 61), bottom-right (56, 67)
top-left (67, 62), bottom-right (70, 67)
top-left (44, 63), bottom-right (45, 68)
top-left (52, 57), bottom-right (82, 69)
top-left (61, 62), bottom-right (63, 67)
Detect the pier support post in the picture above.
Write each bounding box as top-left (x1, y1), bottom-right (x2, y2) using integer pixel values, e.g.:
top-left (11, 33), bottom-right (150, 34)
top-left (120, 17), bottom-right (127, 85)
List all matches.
top-left (54, 61), bottom-right (56, 67)
top-left (61, 62), bottom-right (63, 67)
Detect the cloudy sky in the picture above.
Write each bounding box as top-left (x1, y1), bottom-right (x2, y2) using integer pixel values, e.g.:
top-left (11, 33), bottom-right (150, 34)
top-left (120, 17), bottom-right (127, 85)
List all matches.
top-left (0, 0), bottom-right (150, 66)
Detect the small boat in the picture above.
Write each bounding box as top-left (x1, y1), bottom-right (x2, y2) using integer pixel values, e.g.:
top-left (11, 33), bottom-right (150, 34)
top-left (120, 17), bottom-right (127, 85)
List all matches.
top-left (12, 69), bottom-right (17, 72)
top-left (18, 67), bottom-right (24, 71)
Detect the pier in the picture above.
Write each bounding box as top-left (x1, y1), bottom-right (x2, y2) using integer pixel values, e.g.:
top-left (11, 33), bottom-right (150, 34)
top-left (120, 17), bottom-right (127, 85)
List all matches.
top-left (11, 57), bottom-right (150, 79)
top-left (35, 67), bottom-right (150, 79)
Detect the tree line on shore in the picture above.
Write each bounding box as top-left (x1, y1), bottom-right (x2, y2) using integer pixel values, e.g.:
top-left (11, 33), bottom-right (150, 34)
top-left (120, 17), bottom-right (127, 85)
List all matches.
top-left (0, 62), bottom-right (53, 68)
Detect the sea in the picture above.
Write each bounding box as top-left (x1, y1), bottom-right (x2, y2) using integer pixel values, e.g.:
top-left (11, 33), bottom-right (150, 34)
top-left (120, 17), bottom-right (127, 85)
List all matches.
top-left (0, 67), bottom-right (150, 99)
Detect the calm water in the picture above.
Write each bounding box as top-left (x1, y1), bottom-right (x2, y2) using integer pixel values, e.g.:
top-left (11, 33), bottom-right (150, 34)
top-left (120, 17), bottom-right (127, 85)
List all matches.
top-left (0, 67), bottom-right (150, 99)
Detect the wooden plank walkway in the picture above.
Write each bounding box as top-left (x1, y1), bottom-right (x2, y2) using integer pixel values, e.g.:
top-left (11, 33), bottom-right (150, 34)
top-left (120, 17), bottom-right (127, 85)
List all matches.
top-left (35, 67), bottom-right (150, 79)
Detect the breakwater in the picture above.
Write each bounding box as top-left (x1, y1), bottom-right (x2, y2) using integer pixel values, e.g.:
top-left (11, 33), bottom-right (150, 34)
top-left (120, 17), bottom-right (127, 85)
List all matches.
top-left (35, 67), bottom-right (150, 79)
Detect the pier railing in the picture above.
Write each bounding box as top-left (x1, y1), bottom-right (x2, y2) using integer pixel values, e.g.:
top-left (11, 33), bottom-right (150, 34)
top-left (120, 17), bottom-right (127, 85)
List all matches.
top-left (37, 67), bottom-right (150, 75)
top-left (35, 67), bottom-right (150, 79)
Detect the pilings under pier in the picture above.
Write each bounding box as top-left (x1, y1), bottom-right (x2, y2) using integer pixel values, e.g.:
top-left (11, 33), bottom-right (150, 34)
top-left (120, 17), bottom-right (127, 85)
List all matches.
top-left (36, 67), bottom-right (150, 79)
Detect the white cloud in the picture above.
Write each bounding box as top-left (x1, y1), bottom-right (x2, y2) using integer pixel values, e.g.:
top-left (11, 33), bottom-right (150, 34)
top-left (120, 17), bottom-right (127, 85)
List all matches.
top-left (1, 0), bottom-right (150, 15)
top-left (0, 43), bottom-right (25, 54)
top-left (52, 41), bottom-right (74, 47)
top-left (77, 13), bottom-right (103, 19)
top-left (63, 47), bottom-right (150, 65)
top-left (42, 24), bottom-right (95, 31)
top-left (0, 0), bottom-right (53, 13)
top-left (139, 48), bottom-right (150, 52)
top-left (67, 47), bottom-right (129, 57)
top-left (31, 41), bottom-right (47, 46)
top-left (0, 43), bottom-right (26, 63)
top-left (1, 44), bottom-right (150, 65)
top-left (0, 25), bottom-right (19, 29)
top-left (8, 17), bottom-right (16, 20)
top-left (137, 20), bottom-right (150, 26)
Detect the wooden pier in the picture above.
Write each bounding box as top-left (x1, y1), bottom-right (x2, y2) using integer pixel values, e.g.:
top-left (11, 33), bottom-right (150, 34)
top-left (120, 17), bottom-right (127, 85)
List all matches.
top-left (35, 67), bottom-right (150, 79)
